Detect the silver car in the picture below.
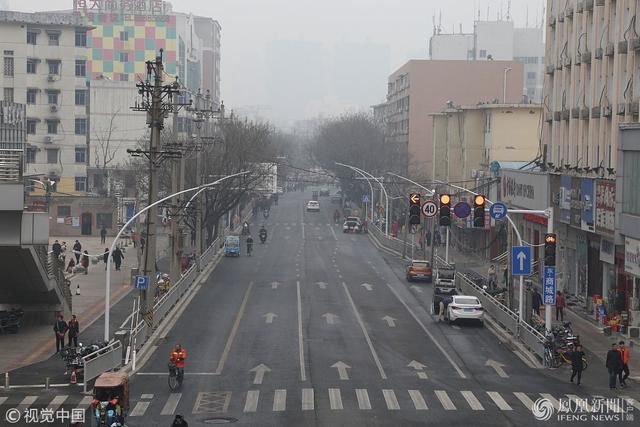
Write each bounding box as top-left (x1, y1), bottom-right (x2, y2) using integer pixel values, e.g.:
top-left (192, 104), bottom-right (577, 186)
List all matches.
top-left (447, 295), bottom-right (484, 325)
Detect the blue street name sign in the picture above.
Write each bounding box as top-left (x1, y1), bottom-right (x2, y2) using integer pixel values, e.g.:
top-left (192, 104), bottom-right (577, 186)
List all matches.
top-left (453, 201), bottom-right (471, 218)
top-left (511, 246), bottom-right (532, 276)
top-left (134, 275), bottom-right (149, 290)
top-left (489, 202), bottom-right (508, 220)
top-left (543, 266), bottom-right (557, 305)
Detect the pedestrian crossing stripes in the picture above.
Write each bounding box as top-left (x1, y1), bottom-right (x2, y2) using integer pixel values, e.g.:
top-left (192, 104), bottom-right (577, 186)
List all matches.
top-left (2, 390), bottom-right (638, 417)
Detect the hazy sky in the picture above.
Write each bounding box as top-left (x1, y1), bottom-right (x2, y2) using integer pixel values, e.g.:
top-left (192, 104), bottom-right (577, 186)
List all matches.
top-left (8, 0), bottom-right (544, 123)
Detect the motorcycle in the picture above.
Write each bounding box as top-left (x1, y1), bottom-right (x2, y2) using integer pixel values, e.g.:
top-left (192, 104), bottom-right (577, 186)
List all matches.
top-left (259, 231), bottom-right (267, 244)
top-left (263, 209), bottom-right (270, 219)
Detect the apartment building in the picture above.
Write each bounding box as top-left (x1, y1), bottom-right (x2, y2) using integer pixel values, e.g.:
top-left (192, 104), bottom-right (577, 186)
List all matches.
top-left (0, 11), bottom-right (92, 194)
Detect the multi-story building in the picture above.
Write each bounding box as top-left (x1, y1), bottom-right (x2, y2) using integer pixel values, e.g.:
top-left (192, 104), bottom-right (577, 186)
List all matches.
top-left (374, 60), bottom-right (523, 180)
top-left (0, 100), bottom-right (26, 182)
top-left (0, 11), bottom-right (92, 194)
top-left (429, 20), bottom-right (545, 102)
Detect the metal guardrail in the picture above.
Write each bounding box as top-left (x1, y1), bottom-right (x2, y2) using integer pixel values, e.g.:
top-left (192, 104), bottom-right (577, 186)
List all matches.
top-left (82, 340), bottom-right (122, 393)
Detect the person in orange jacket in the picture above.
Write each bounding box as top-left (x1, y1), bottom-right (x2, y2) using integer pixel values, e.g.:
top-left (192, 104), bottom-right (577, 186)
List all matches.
top-left (618, 340), bottom-right (631, 387)
top-left (170, 344), bottom-right (187, 382)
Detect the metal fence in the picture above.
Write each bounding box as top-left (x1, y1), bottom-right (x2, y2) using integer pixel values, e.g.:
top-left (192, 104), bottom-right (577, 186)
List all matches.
top-left (82, 340), bottom-right (122, 393)
top-left (369, 224), bottom-right (418, 258)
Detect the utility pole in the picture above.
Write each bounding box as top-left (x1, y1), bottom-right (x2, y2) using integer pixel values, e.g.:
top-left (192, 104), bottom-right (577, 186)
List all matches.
top-left (169, 109), bottom-right (180, 284)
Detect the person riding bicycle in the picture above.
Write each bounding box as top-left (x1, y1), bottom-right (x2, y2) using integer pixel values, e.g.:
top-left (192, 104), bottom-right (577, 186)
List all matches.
top-left (259, 226), bottom-right (267, 242)
top-left (246, 236), bottom-right (254, 254)
top-left (169, 344), bottom-right (187, 381)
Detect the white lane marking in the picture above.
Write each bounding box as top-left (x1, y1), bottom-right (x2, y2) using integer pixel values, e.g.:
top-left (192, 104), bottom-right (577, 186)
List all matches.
top-left (451, 325), bottom-right (461, 330)
top-left (461, 391), bottom-right (484, 410)
top-left (621, 396), bottom-right (640, 411)
top-left (328, 388), bottom-right (343, 410)
top-left (75, 396), bottom-right (92, 413)
top-left (243, 390), bottom-right (259, 412)
top-left (385, 282), bottom-right (467, 379)
top-left (161, 393), bottom-right (182, 415)
top-left (328, 224), bottom-right (338, 240)
top-left (356, 389), bottom-right (371, 410)
top-left (540, 393), bottom-right (560, 411)
top-left (137, 372), bottom-right (218, 376)
top-left (215, 282), bottom-right (254, 374)
top-left (383, 389), bottom-right (400, 410)
top-left (513, 392), bottom-right (535, 411)
top-left (435, 390), bottom-right (456, 410)
top-left (16, 396), bottom-right (37, 412)
top-left (130, 401), bottom-right (150, 416)
top-left (487, 391), bottom-right (512, 410)
top-left (250, 364), bottom-right (271, 385)
top-left (301, 219), bottom-right (305, 240)
top-left (273, 389), bottom-right (286, 412)
top-left (408, 390), bottom-right (428, 410)
top-left (297, 280), bottom-right (307, 382)
top-left (48, 395), bottom-right (68, 413)
top-left (0, 397), bottom-right (7, 405)
top-left (302, 388), bottom-right (314, 410)
top-left (341, 281), bottom-right (387, 379)
top-left (140, 393), bottom-right (154, 399)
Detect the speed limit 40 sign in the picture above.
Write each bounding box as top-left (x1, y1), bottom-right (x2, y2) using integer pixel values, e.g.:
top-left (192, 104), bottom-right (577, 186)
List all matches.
top-left (421, 201), bottom-right (438, 217)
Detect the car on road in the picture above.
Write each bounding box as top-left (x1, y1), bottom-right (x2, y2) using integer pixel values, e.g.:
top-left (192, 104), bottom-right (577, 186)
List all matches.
top-left (343, 216), bottom-right (362, 233)
top-left (306, 200), bottom-right (320, 212)
top-left (447, 295), bottom-right (484, 325)
top-left (319, 188), bottom-right (330, 196)
top-left (330, 194), bottom-right (341, 204)
top-left (406, 260), bottom-right (432, 282)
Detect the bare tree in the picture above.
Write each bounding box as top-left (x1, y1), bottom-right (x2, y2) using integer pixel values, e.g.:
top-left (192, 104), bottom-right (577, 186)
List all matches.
top-left (93, 109), bottom-right (121, 169)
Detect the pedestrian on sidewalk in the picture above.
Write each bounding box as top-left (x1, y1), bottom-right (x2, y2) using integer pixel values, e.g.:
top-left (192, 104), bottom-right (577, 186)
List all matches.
top-left (131, 229), bottom-right (138, 248)
top-left (532, 288), bottom-right (543, 316)
top-left (73, 240), bottom-right (82, 263)
top-left (80, 250), bottom-right (89, 274)
top-left (569, 344), bottom-right (585, 385)
top-left (618, 341), bottom-right (631, 387)
top-left (556, 291), bottom-right (566, 321)
top-left (61, 241), bottom-right (67, 262)
top-left (488, 264), bottom-right (497, 290)
top-left (103, 248), bottom-right (110, 270)
top-left (112, 246), bottom-right (125, 271)
top-left (100, 225), bottom-right (107, 244)
top-left (53, 315), bottom-right (68, 352)
top-left (66, 258), bottom-right (76, 274)
top-left (52, 240), bottom-right (62, 259)
top-left (606, 343), bottom-right (624, 389)
top-left (68, 314), bottom-right (79, 347)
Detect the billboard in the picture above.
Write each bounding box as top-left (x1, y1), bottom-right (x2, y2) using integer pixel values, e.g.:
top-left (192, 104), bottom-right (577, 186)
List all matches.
top-left (580, 178), bottom-right (595, 232)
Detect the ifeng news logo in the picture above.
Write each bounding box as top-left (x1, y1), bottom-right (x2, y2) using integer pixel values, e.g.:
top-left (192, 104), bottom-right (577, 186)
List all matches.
top-left (532, 397), bottom-right (635, 422)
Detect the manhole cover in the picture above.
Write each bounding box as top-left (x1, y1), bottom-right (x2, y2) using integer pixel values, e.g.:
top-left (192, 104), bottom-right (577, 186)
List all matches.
top-left (203, 417), bottom-right (238, 424)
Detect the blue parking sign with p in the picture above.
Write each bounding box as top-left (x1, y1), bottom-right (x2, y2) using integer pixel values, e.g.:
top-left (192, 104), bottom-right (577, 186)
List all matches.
top-left (543, 267), bottom-right (556, 305)
top-left (135, 275), bottom-right (149, 290)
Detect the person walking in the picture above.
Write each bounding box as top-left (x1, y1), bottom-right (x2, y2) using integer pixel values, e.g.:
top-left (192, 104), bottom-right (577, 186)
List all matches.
top-left (532, 288), bottom-right (543, 316)
top-left (112, 246), bottom-right (125, 271)
top-left (80, 250), bottom-right (89, 274)
top-left (61, 241), bottom-right (67, 262)
top-left (569, 344), bottom-right (585, 385)
top-left (54, 315), bottom-right (68, 352)
top-left (67, 314), bottom-right (79, 347)
top-left (488, 264), bottom-right (497, 290)
top-left (100, 225), bottom-right (107, 244)
top-left (52, 240), bottom-right (62, 259)
top-left (606, 343), bottom-right (624, 389)
top-left (618, 341), bottom-right (631, 387)
top-left (556, 291), bottom-right (566, 321)
top-left (103, 248), bottom-right (110, 270)
top-left (73, 240), bottom-right (82, 264)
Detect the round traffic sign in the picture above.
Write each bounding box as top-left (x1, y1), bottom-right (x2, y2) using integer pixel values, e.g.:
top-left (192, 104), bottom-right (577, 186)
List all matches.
top-left (489, 202), bottom-right (508, 220)
top-left (421, 201), bottom-right (437, 217)
top-left (453, 201), bottom-right (471, 218)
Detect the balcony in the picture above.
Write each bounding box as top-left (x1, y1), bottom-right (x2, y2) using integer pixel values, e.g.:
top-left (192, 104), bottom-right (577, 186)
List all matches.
top-left (591, 106), bottom-right (601, 118)
top-left (580, 108), bottom-right (590, 120)
top-left (594, 47), bottom-right (603, 59)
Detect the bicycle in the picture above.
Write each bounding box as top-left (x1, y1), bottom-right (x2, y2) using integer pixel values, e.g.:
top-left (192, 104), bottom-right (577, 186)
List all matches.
top-left (168, 362), bottom-right (183, 390)
top-left (247, 244), bottom-right (253, 256)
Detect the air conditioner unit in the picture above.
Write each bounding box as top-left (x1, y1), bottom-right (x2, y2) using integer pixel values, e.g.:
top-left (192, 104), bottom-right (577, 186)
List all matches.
top-left (548, 16), bottom-right (556, 27)
top-left (545, 65), bottom-right (555, 75)
top-left (591, 107), bottom-right (601, 118)
top-left (595, 0), bottom-right (604, 6)
top-left (605, 43), bottom-right (615, 56)
top-left (471, 169), bottom-right (478, 178)
top-left (618, 41), bottom-right (628, 54)
top-left (553, 111), bottom-right (562, 121)
top-left (562, 109), bottom-right (570, 120)
top-left (581, 51), bottom-right (592, 63)
top-left (617, 103), bottom-right (626, 115)
top-left (603, 105), bottom-right (612, 117)
top-left (571, 108), bottom-right (580, 119)
top-left (565, 7), bottom-right (574, 17)
top-left (44, 136), bottom-right (53, 144)
top-left (545, 112), bottom-right (553, 122)
top-left (49, 104), bottom-right (57, 113)
top-left (47, 74), bottom-right (55, 82)
top-left (594, 47), bottom-right (603, 59)
top-left (580, 108), bottom-right (590, 119)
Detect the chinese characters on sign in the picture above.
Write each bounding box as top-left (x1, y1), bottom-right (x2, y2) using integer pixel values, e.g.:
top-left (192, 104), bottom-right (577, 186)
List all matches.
top-left (543, 266), bottom-right (556, 305)
top-left (3, 407), bottom-right (85, 424)
top-left (595, 179), bottom-right (616, 236)
top-left (73, 0), bottom-right (168, 14)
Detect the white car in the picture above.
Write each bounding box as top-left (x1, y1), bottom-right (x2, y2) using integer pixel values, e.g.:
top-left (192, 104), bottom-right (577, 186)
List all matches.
top-left (447, 295), bottom-right (484, 325)
top-left (306, 200), bottom-right (320, 212)
top-left (342, 216), bottom-right (362, 233)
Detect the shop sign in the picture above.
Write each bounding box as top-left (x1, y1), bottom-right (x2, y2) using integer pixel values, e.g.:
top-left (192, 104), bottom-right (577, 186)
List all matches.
top-left (501, 170), bottom-right (549, 210)
top-left (625, 236), bottom-right (640, 277)
top-left (559, 175), bottom-right (572, 224)
top-left (580, 178), bottom-right (595, 232)
top-left (600, 238), bottom-right (615, 264)
top-left (595, 179), bottom-right (615, 236)
top-left (570, 177), bottom-right (582, 228)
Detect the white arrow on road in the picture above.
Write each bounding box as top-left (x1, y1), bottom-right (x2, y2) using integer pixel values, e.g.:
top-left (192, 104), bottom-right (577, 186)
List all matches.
top-left (263, 313), bottom-right (277, 324)
top-left (249, 364), bottom-right (271, 384)
top-left (516, 251), bottom-right (527, 271)
top-left (410, 285), bottom-right (424, 293)
top-left (321, 313), bottom-right (338, 325)
top-left (331, 361), bottom-right (351, 380)
top-left (381, 315), bottom-right (397, 327)
top-left (485, 359), bottom-right (509, 378)
top-left (361, 283), bottom-right (373, 291)
top-left (316, 281), bottom-right (328, 289)
top-left (407, 360), bottom-right (428, 379)
top-left (271, 281), bottom-right (280, 289)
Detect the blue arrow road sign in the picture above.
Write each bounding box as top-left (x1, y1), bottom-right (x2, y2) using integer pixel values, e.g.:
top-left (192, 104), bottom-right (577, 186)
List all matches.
top-left (543, 266), bottom-right (557, 305)
top-left (362, 195), bottom-right (370, 203)
top-left (134, 275), bottom-right (149, 290)
top-left (453, 201), bottom-right (471, 218)
top-left (511, 246), bottom-right (532, 276)
top-left (489, 202), bottom-right (508, 220)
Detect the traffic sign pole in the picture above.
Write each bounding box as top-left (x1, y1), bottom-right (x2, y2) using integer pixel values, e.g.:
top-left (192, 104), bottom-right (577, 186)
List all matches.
top-left (545, 208), bottom-right (554, 335)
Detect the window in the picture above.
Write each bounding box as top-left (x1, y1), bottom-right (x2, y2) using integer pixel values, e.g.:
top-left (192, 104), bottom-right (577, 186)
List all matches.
top-left (120, 73), bottom-right (129, 82)
top-left (119, 31), bottom-right (129, 41)
top-left (75, 60), bottom-right (86, 77)
top-left (479, 49), bottom-right (487, 58)
top-left (527, 72), bottom-right (537, 80)
top-left (46, 120), bottom-right (58, 134)
top-left (75, 118), bottom-right (87, 135)
top-left (47, 32), bottom-right (59, 46)
top-left (96, 213), bottom-right (113, 228)
top-left (74, 176), bottom-right (87, 192)
top-left (57, 206), bottom-right (71, 217)
top-left (25, 148), bottom-right (36, 164)
top-left (46, 148), bottom-right (58, 164)
top-left (75, 89), bottom-right (86, 106)
top-left (46, 90), bottom-right (58, 105)
top-left (75, 146), bottom-right (86, 163)
top-left (119, 52), bottom-right (129, 62)
top-left (26, 88), bottom-right (37, 104)
top-left (26, 119), bottom-right (36, 134)
top-left (3, 88), bottom-right (14, 103)
top-left (623, 151), bottom-right (640, 215)
top-left (27, 31), bottom-right (37, 45)
top-left (27, 58), bottom-right (37, 74)
top-left (47, 60), bottom-right (60, 75)
top-left (75, 30), bottom-right (87, 47)
top-left (4, 57), bottom-right (14, 77)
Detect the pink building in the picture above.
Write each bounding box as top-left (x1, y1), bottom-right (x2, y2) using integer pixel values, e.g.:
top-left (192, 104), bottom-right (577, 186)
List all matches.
top-left (374, 60), bottom-right (524, 179)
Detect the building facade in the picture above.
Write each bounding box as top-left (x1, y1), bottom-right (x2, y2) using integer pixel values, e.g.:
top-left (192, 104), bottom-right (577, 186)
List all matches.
top-left (0, 11), bottom-right (92, 193)
top-left (0, 100), bottom-right (26, 182)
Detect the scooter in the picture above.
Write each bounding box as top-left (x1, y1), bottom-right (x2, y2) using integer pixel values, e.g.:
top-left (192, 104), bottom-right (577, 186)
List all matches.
top-left (259, 232), bottom-right (267, 244)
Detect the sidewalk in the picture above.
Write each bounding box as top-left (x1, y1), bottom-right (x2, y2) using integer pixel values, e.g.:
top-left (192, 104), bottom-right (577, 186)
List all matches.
top-left (0, 232), bottom-right (168, 375)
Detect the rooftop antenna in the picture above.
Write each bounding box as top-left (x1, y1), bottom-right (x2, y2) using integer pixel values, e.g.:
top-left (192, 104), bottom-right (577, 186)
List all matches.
top-left (432, 14), bottom-right (436, 35)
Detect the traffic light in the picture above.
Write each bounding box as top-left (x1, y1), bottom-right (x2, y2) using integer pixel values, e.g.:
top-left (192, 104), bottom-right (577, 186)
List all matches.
top-left (544, 233), bottom-right (557, 266)
top-left (409, 192), bottom-right (421, 225)
top-left (473, 194), bottom-right (486, 227)
top-left (439, 194), bottom-right (451, 226)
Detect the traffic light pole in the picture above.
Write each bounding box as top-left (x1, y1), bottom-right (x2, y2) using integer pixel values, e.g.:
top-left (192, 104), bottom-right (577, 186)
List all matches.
top-left (545, 208), bottom-right (554, 335)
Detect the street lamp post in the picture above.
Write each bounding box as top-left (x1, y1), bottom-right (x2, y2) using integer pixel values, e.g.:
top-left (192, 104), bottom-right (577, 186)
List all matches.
top-left (503, 67), bottom-right (512, 103)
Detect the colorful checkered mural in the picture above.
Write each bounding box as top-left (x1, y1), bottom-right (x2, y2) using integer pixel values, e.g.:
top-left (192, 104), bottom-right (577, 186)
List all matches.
top-left (85, 12), bottom-right (177, 81)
